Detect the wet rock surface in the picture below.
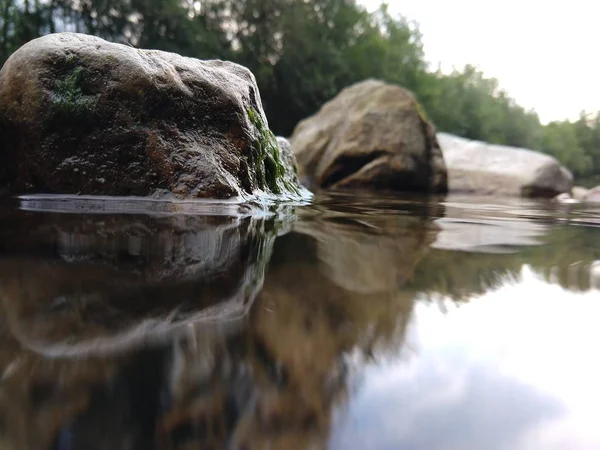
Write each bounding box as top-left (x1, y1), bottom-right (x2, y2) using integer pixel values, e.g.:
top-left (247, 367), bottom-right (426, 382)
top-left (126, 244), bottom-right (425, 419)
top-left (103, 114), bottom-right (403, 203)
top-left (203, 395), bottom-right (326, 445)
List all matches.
top-left (0, 33), bottom-right (305, 199)
top-left (289, 79), bottom-right (448, 193)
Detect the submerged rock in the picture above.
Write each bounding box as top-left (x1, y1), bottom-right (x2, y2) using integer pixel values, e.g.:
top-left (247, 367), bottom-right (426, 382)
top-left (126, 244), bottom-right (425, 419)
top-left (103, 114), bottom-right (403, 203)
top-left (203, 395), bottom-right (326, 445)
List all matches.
top-left (437, 132), bottom-right (573, 197)
top-left (289, 79), bottom-right (448, 193)
top-left (0, 33), bottom-right (305, 200)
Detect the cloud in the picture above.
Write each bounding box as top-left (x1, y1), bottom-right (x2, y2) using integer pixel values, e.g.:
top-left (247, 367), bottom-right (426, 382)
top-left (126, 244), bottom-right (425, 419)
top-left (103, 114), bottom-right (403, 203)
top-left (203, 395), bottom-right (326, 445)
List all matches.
top-left (330, 356), bottom-right (565, 450)
top-left (330, 268), bottom-right (600, 449)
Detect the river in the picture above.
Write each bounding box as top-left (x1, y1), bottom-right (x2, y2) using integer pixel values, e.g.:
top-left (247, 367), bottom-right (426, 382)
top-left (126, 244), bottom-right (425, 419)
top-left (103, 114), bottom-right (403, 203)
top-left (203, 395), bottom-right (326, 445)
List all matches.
top-left (0, 192), bottom-right (598, 449)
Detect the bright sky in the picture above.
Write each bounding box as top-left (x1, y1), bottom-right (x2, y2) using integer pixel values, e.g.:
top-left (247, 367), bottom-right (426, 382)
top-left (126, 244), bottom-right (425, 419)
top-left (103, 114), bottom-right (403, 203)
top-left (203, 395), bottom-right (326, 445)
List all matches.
top-left (361, 0), bottom-right (600, 124)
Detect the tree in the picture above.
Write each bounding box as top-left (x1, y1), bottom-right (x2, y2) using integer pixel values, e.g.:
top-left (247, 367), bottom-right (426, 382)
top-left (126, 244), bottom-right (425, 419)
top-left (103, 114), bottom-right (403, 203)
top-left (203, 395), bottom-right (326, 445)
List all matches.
top-left (541, 120), bottom-right (592, 176)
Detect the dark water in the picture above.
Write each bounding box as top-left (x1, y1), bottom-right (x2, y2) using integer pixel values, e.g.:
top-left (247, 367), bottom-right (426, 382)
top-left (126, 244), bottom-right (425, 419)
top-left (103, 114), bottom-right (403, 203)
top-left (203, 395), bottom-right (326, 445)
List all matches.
top-left (1, 192), bottom-right (600, 449)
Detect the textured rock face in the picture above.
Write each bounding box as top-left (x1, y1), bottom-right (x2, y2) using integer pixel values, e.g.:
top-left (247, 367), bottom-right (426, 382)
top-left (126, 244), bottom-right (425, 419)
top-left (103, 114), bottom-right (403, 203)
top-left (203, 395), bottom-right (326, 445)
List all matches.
top-left (0, 33), bottom-right (305, 199)
top-left (437, 132), bottom-right (573, 197)
top-left (289, 79), bottom-right (448, 193)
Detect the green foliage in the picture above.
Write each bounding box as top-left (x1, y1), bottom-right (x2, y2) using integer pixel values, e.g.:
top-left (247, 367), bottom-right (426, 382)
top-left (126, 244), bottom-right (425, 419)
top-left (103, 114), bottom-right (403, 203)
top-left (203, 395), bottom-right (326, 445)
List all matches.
top-left (0, 0), bottom-right (598, 182)
top-left (0, 0), bottom-right (52, 63)
top-left (541, 120), bottom-right (591, 176)
top-left (419, 65), bottom-right (543, 149)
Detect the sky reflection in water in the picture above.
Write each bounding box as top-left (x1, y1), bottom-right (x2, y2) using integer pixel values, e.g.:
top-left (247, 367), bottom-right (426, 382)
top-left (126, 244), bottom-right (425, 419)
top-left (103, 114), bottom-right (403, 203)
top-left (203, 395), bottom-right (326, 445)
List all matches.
top-left (332, 265), bottom-right (600, 450)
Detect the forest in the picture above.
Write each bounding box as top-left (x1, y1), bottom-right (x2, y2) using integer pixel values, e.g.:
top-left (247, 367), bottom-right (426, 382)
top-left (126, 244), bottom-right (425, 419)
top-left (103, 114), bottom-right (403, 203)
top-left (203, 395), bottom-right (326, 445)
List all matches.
top-left (1, 0), bottom-right (599, 183)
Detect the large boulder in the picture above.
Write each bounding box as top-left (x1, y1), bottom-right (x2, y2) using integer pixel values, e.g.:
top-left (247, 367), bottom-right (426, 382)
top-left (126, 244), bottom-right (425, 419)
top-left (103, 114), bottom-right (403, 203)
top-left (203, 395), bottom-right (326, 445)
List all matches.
top-left (0, 33), bottom-right (306, 200)
top-left (289, 79), bottom-right (448, 193)
top-left (437, 133), bottom-right (573, 197)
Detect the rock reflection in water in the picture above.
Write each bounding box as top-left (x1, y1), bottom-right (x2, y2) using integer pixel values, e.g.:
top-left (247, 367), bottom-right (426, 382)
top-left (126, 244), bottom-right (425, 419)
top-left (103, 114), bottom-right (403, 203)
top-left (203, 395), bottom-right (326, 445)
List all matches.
top-left (134, 209), bottom-right (436, 449)
top-left (3, 193), bottom-right (600, 449)
top-left (410, 196), bottom-right (600, 298)
top-left (0, 207), bottom-right (281, 356)
top-left (236, 210), bottom-right (437, 449)
top-left (0, 197), bottom-right (437, 449)
top-left (0, 199), bottom-right (285, 449)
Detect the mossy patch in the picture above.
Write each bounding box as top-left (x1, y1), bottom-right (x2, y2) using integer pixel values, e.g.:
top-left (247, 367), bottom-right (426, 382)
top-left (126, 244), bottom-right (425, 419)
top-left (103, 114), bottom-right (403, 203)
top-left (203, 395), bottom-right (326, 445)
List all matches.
top-left (247, 107), bottom-right (298, 195)
top-left (52, 66), bottom-right (95, 116)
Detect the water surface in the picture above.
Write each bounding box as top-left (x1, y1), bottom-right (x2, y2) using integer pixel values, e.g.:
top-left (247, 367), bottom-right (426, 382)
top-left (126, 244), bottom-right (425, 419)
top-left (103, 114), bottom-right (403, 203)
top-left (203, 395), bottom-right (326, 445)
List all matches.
top-left (0, 192), bottom-right (599, 449)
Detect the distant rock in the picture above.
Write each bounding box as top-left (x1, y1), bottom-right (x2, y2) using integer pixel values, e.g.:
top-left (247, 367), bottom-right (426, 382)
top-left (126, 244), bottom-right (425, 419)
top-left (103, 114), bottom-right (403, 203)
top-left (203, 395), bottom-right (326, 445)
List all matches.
top-left (572, 186), bottom-right (590, 201)
top-left (437, 133), bottom-right (573, 197)
top-left (289, 79), bottom-right (448, 193)
top-left (583, 186), bottom-right (600, 203)
top-left (0, 33), bottom-right (305, 200)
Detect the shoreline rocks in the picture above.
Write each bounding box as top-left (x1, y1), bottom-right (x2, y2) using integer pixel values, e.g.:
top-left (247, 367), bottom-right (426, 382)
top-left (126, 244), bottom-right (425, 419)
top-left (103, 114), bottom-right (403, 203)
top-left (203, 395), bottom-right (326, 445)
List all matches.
top-left (0, 33), bottom-right (306, 200)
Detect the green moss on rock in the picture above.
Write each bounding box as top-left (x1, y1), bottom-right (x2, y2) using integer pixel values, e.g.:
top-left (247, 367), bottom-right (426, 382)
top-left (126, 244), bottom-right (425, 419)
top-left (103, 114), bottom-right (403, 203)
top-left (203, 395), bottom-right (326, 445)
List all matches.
top-left (52, 66), bottom-right (94, 116)
top-left (248, 107), bottom-right (295, 195)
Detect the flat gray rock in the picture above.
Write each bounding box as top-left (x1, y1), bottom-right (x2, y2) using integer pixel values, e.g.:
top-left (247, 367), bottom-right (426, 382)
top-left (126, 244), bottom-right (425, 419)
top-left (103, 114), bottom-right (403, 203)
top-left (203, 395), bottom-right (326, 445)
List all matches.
top-left (437, 132), bottom-right (573, 197)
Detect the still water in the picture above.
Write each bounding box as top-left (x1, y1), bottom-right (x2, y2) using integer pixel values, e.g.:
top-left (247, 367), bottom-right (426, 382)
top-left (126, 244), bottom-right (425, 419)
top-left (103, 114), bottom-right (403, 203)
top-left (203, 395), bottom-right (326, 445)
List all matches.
top-left (0, 192), bottom-right (600, 449)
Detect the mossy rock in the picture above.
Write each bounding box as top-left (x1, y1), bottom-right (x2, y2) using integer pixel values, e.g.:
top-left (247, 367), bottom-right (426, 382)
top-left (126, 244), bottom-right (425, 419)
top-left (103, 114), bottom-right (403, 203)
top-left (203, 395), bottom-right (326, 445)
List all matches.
top-left (0, 33), bottom-right (308, 201)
